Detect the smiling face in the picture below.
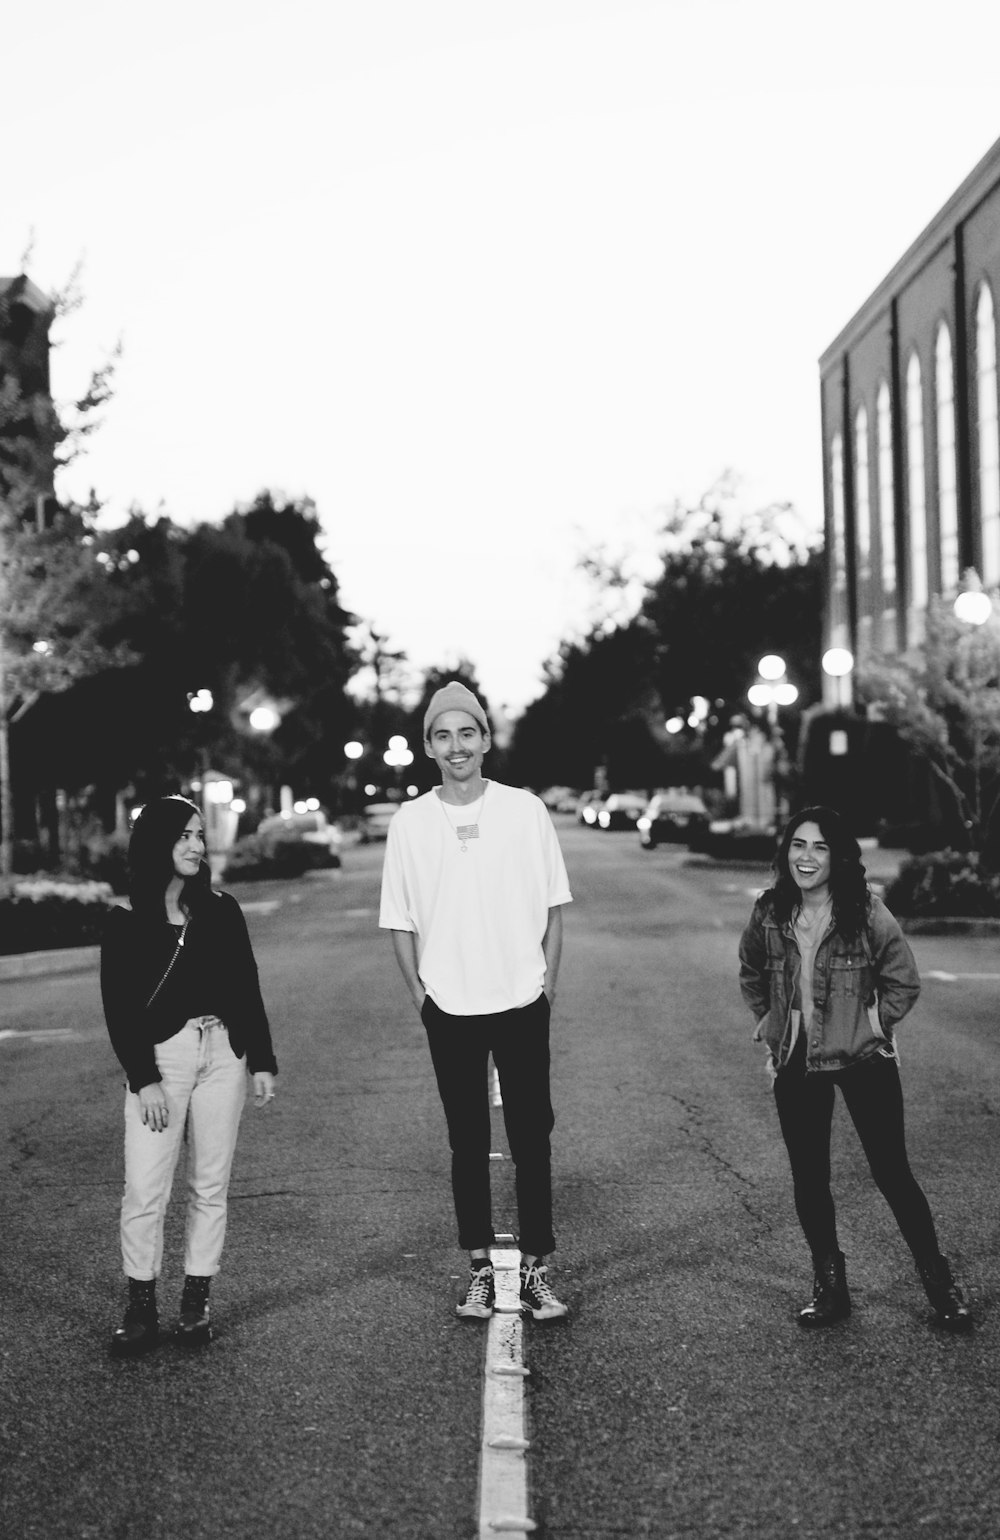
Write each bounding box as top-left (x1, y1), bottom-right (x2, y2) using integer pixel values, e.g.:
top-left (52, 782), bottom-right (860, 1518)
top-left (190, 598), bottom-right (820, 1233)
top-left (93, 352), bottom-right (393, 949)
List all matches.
top-left (171, 814), bottom-right (206, 880)
top-left (787, 820), bottom-right (831, 900)
top-left (425, 709), bottom-right (491, 788)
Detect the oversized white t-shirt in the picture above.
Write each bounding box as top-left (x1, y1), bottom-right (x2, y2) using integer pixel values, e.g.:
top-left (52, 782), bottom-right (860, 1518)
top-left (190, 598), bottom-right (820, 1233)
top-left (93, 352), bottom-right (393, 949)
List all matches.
top-left (378, 780), bottom-right (572, 1016)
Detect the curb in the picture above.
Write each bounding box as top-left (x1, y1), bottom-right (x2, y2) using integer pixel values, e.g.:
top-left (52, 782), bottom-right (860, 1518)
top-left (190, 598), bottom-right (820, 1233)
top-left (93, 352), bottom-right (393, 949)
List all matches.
top-left (900, 916), bottom-right (1000, 936)
top-left (0, 945), bottom-right (100, 981)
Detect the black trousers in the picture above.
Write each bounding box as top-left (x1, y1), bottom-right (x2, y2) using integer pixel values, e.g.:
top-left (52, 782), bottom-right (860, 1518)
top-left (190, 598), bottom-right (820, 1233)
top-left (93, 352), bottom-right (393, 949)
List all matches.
top-left (773, 1034), bottom-right (940, 1265)
top-left (422, 992), bottom-right (555, 1256)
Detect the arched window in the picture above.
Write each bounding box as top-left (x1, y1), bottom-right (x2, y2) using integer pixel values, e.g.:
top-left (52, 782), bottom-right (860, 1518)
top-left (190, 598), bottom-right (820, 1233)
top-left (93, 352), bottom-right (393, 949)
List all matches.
top-left (877, 380), bottom-right (897, 648)
top-left (829, 431), bottom-right (848, 649)
top-left (906, 350), bottom-right (928, 640)
top-left (976, 281), bottom-right (1000, 586)
top-left (935, 321), bottom-right (960, 594)
top-left (854, 405), bottom-right (872, 650)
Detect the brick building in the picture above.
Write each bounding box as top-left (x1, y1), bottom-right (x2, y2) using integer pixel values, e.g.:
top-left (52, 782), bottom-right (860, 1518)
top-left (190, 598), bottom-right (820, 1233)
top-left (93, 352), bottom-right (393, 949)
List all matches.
top-left (819, 134), bottom-right (1000, 699)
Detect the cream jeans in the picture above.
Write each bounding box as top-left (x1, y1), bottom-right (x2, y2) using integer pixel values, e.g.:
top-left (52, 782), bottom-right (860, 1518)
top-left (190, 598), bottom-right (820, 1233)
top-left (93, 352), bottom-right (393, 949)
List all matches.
top-left (120, 1017), bottom-right (247, 1280)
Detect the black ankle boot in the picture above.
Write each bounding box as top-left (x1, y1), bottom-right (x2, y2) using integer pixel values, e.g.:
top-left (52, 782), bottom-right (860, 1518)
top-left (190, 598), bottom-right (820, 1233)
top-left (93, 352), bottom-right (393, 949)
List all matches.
top-left (110, 1278), bottom-right (159, 1358)
top-left (177, 1275), bottom-right (212, 1345)
top-left (916, 1254), bottom-right (973, 1332)
top-left (798, 1251), bottom-right (851, 1328)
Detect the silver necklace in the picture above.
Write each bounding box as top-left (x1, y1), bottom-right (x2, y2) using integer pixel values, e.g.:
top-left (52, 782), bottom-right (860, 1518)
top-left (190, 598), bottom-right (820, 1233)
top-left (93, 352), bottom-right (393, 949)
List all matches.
top-left (437, 782), bottom-right (488, 852)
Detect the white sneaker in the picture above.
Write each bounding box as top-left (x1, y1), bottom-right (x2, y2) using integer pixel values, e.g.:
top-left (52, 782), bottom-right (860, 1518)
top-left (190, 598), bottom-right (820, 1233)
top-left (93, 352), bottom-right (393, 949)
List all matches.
top-left (519, 1260), bottom-right (568, 1321)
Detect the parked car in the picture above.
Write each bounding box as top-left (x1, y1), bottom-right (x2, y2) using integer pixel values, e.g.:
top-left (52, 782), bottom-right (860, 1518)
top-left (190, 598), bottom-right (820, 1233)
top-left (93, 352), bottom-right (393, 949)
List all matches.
top-left (703, 817), bottom-right (778, 862)
top-left (255, 810), bottom-right (342, 867)
top-left (576, 790), bottom-right (606, 827)
top-left (539, 785), bottom-right (581, 813)
top-left (637, 789), bottom-right (710, 849)
top-left (358, 802), bottom-right (400, 842)
top-left (596, 792), bottom-right (647, 831)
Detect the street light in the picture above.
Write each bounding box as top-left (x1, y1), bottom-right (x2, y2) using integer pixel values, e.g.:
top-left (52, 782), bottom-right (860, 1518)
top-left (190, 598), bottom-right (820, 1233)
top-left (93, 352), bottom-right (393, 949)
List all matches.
top-left (383, 735), bottom-right (414, 769)
top-left (954, 569), bottom-right (993, 626)
top-left (748, 656), bottom-right (799, 722)
top-left (821, 647), bottom-right (854, 710)
top-left (249, 704), bottom-right (281, 733)
top-left (746, 655), bottom-right (798, 822)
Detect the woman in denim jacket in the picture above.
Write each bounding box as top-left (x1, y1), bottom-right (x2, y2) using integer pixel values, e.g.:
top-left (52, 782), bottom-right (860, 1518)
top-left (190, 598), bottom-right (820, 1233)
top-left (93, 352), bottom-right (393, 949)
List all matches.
top-left (738, 806), bottom-right (971, 1332)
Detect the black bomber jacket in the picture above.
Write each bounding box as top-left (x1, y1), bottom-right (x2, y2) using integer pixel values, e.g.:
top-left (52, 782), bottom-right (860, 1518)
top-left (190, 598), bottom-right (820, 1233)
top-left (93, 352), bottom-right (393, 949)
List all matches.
top-left (100, 890), bottom-right (278, 1093)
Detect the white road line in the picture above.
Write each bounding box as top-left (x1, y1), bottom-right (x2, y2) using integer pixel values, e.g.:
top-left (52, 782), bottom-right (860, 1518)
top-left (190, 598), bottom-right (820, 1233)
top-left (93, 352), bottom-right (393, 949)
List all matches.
top-left (0, 1028), bottom-right (84, 1043)
top-left (491, 1064), bottom-right (503, 1108)
top-left (478, 1243), bottom-right (536, 1537)
top-left (926, 970), bottom-right (1000, 982)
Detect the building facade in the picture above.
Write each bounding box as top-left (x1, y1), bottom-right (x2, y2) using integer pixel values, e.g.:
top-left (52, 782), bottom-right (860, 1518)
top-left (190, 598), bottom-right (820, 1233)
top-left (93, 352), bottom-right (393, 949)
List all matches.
top-left (819, 134), bottom-right (1000, 701)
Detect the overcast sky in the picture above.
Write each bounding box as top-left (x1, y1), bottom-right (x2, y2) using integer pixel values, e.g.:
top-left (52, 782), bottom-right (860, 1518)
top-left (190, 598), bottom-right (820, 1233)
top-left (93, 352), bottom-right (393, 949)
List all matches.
top-left (6, 0), bottom-right (1000, 716)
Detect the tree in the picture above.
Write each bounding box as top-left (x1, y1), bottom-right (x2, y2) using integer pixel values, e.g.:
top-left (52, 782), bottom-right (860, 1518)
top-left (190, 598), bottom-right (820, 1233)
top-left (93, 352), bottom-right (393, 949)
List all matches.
top-left (0, 272), bottom-right (123, 874)
top-left (509, 478), bottom-right (822, 792)
top-left (29, 494), bottom-right (359, 819)
top-left (639, 481), bottom-right (822, 724)
top-left (507, 623), bottom-right (661, 790)
top-left (856, 594), bottom-right (1000, 856)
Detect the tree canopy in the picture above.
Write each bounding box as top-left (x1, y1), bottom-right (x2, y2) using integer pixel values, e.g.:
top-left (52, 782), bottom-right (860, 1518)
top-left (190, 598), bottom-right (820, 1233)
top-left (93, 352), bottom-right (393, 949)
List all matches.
top-left (509, 482), bottom-right (822, 792)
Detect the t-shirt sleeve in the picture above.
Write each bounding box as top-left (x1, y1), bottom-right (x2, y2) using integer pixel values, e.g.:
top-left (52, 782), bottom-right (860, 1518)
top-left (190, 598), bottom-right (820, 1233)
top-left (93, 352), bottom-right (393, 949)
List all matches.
top-left (539, 803), bottom-right (572, 906)
top-left (378, 815), bottom-right (415, 931)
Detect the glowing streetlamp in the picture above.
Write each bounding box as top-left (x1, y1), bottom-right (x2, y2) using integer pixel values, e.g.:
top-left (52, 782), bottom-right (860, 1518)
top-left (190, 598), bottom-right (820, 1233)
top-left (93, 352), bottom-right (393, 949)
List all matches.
top-left (748, 656), bottom-right (799, 723)
top-left (383, 735), bottom-right (414, 769)
top-left (821, 646), bottom-right (854, 710)
top-left (249, 704), bottom-right (280, 733)
top-left (954, 570), bottom-right (993, 626)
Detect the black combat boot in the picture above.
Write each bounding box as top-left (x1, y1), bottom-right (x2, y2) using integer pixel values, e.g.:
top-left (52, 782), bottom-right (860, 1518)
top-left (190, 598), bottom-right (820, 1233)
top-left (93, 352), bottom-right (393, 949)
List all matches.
top-left (176, 1274), bottom-right (212, 1345)
top-left (110, 1278), bottom-right (159, 1358)
top-left (916, 1254), bottom-right (973, 1333)
top-left (798, 1251), bottom-right (851, 1328)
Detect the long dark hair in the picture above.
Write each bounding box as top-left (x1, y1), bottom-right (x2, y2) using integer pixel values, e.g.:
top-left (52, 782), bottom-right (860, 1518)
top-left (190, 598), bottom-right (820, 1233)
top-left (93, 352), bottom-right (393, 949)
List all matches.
top-left (764, 805), bottom-right (870, 938)
top-left (128, 795), bottom-right (211, 922)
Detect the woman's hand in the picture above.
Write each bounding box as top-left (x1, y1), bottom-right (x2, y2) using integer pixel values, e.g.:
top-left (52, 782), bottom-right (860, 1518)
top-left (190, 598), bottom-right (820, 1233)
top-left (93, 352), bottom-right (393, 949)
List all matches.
top-left (252, 1071), bottom-right (276, 1108)
top-left (138, 1083), bottom-right (170, 1133)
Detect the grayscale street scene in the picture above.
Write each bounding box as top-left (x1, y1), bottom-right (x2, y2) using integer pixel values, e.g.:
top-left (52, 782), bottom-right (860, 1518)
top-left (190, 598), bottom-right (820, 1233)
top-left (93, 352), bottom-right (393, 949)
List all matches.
top-left (5, 4), bottom-right (1000, 1538)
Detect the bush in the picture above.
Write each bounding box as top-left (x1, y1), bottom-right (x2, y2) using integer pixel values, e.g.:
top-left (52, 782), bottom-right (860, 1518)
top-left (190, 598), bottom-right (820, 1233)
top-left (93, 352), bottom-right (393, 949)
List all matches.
top-left (74, 831), bottom-right (131, 894)
top-left (885, 849), bottom-right (1000, 918)
top-left (223, 833), bottom-right (340, 883)
top-left (0, 878), bottom-right (117, 954)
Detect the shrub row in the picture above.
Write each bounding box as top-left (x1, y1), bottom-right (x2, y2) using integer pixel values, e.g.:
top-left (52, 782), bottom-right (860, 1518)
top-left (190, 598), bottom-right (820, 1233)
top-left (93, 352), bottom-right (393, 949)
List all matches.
top-left (222, 834), bottom-right (341, 883)
top-left (885, 849), bottom-right (1000, 918)
top-left (0, 879), bottom-right (117, 955)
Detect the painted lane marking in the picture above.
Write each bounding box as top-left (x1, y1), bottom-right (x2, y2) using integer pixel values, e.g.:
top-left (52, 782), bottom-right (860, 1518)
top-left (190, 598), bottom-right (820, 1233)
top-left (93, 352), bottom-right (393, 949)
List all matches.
top-left (0, 1027), bottom-right (84, 1043)
top-left (478, 1243), bottom-right (536, 1537)
top-left (491, 1064), bottom-right (503, 1108)
top-left (926, 970), bottom-right (1000, 981)
top-left (239, 899), bottom-right (282, 914)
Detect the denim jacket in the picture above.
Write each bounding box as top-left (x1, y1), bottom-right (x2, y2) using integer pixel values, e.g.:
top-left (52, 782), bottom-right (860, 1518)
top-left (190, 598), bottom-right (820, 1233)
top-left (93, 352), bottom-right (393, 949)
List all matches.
top-left (738, 892), bottom-right (921, 1074)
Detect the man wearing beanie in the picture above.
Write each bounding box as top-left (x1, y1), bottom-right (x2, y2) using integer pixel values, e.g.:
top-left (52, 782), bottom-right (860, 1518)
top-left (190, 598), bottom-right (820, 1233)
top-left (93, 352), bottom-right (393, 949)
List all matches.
top-left (379, 680), bottom-right (572, 1321)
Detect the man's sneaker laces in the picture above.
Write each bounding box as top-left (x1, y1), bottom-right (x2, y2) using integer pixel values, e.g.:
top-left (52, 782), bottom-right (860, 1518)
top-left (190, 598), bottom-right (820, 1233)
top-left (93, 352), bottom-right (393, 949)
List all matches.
top-left (520, 1260), bottom-right (569, 1320)
top-left (456, 1261), bottom-right (495, 1319)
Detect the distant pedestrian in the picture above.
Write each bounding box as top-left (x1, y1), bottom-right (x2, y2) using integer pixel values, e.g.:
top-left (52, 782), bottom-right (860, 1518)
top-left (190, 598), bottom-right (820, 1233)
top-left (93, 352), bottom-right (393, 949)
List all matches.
top-left (101, 795), bottom-right (278, 1356)
top-left (379, 681), bottom-right (572, 1321)
top-left (738, 805), bottom-right (971, 1331)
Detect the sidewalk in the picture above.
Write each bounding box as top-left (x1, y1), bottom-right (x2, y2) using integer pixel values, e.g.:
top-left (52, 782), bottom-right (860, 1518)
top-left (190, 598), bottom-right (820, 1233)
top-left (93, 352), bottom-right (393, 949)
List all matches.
top-left (0, 944), bottom-right (99, 982)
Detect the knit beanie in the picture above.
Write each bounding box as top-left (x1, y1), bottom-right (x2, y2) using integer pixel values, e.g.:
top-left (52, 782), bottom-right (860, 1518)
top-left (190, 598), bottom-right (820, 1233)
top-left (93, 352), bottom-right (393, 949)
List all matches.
top-left (423, 681), bottom-right (490, 741)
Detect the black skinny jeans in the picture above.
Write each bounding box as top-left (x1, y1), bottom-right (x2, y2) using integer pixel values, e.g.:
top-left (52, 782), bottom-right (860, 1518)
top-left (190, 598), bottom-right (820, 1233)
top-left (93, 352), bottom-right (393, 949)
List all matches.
top-left (773, 1034), bottom-right (940, 1265)
top-left (422, 992), bottom-right (555, 1257)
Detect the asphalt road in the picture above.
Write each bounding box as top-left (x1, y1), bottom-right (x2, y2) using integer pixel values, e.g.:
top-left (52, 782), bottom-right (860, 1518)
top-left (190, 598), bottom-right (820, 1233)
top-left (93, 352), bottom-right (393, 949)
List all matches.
top-left (1, 821), bottom-right (997, 1540)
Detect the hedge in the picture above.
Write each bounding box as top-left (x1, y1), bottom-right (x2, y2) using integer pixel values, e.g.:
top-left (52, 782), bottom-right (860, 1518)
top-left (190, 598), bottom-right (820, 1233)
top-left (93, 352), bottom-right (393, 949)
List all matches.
top-left (0, 879), bottom-right (117, 955)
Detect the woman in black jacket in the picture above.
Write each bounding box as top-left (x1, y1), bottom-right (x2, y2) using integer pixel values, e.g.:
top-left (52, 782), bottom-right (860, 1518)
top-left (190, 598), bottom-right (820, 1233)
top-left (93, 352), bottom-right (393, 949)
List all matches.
top-left (101, 796), bottom-right (278, 1357)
